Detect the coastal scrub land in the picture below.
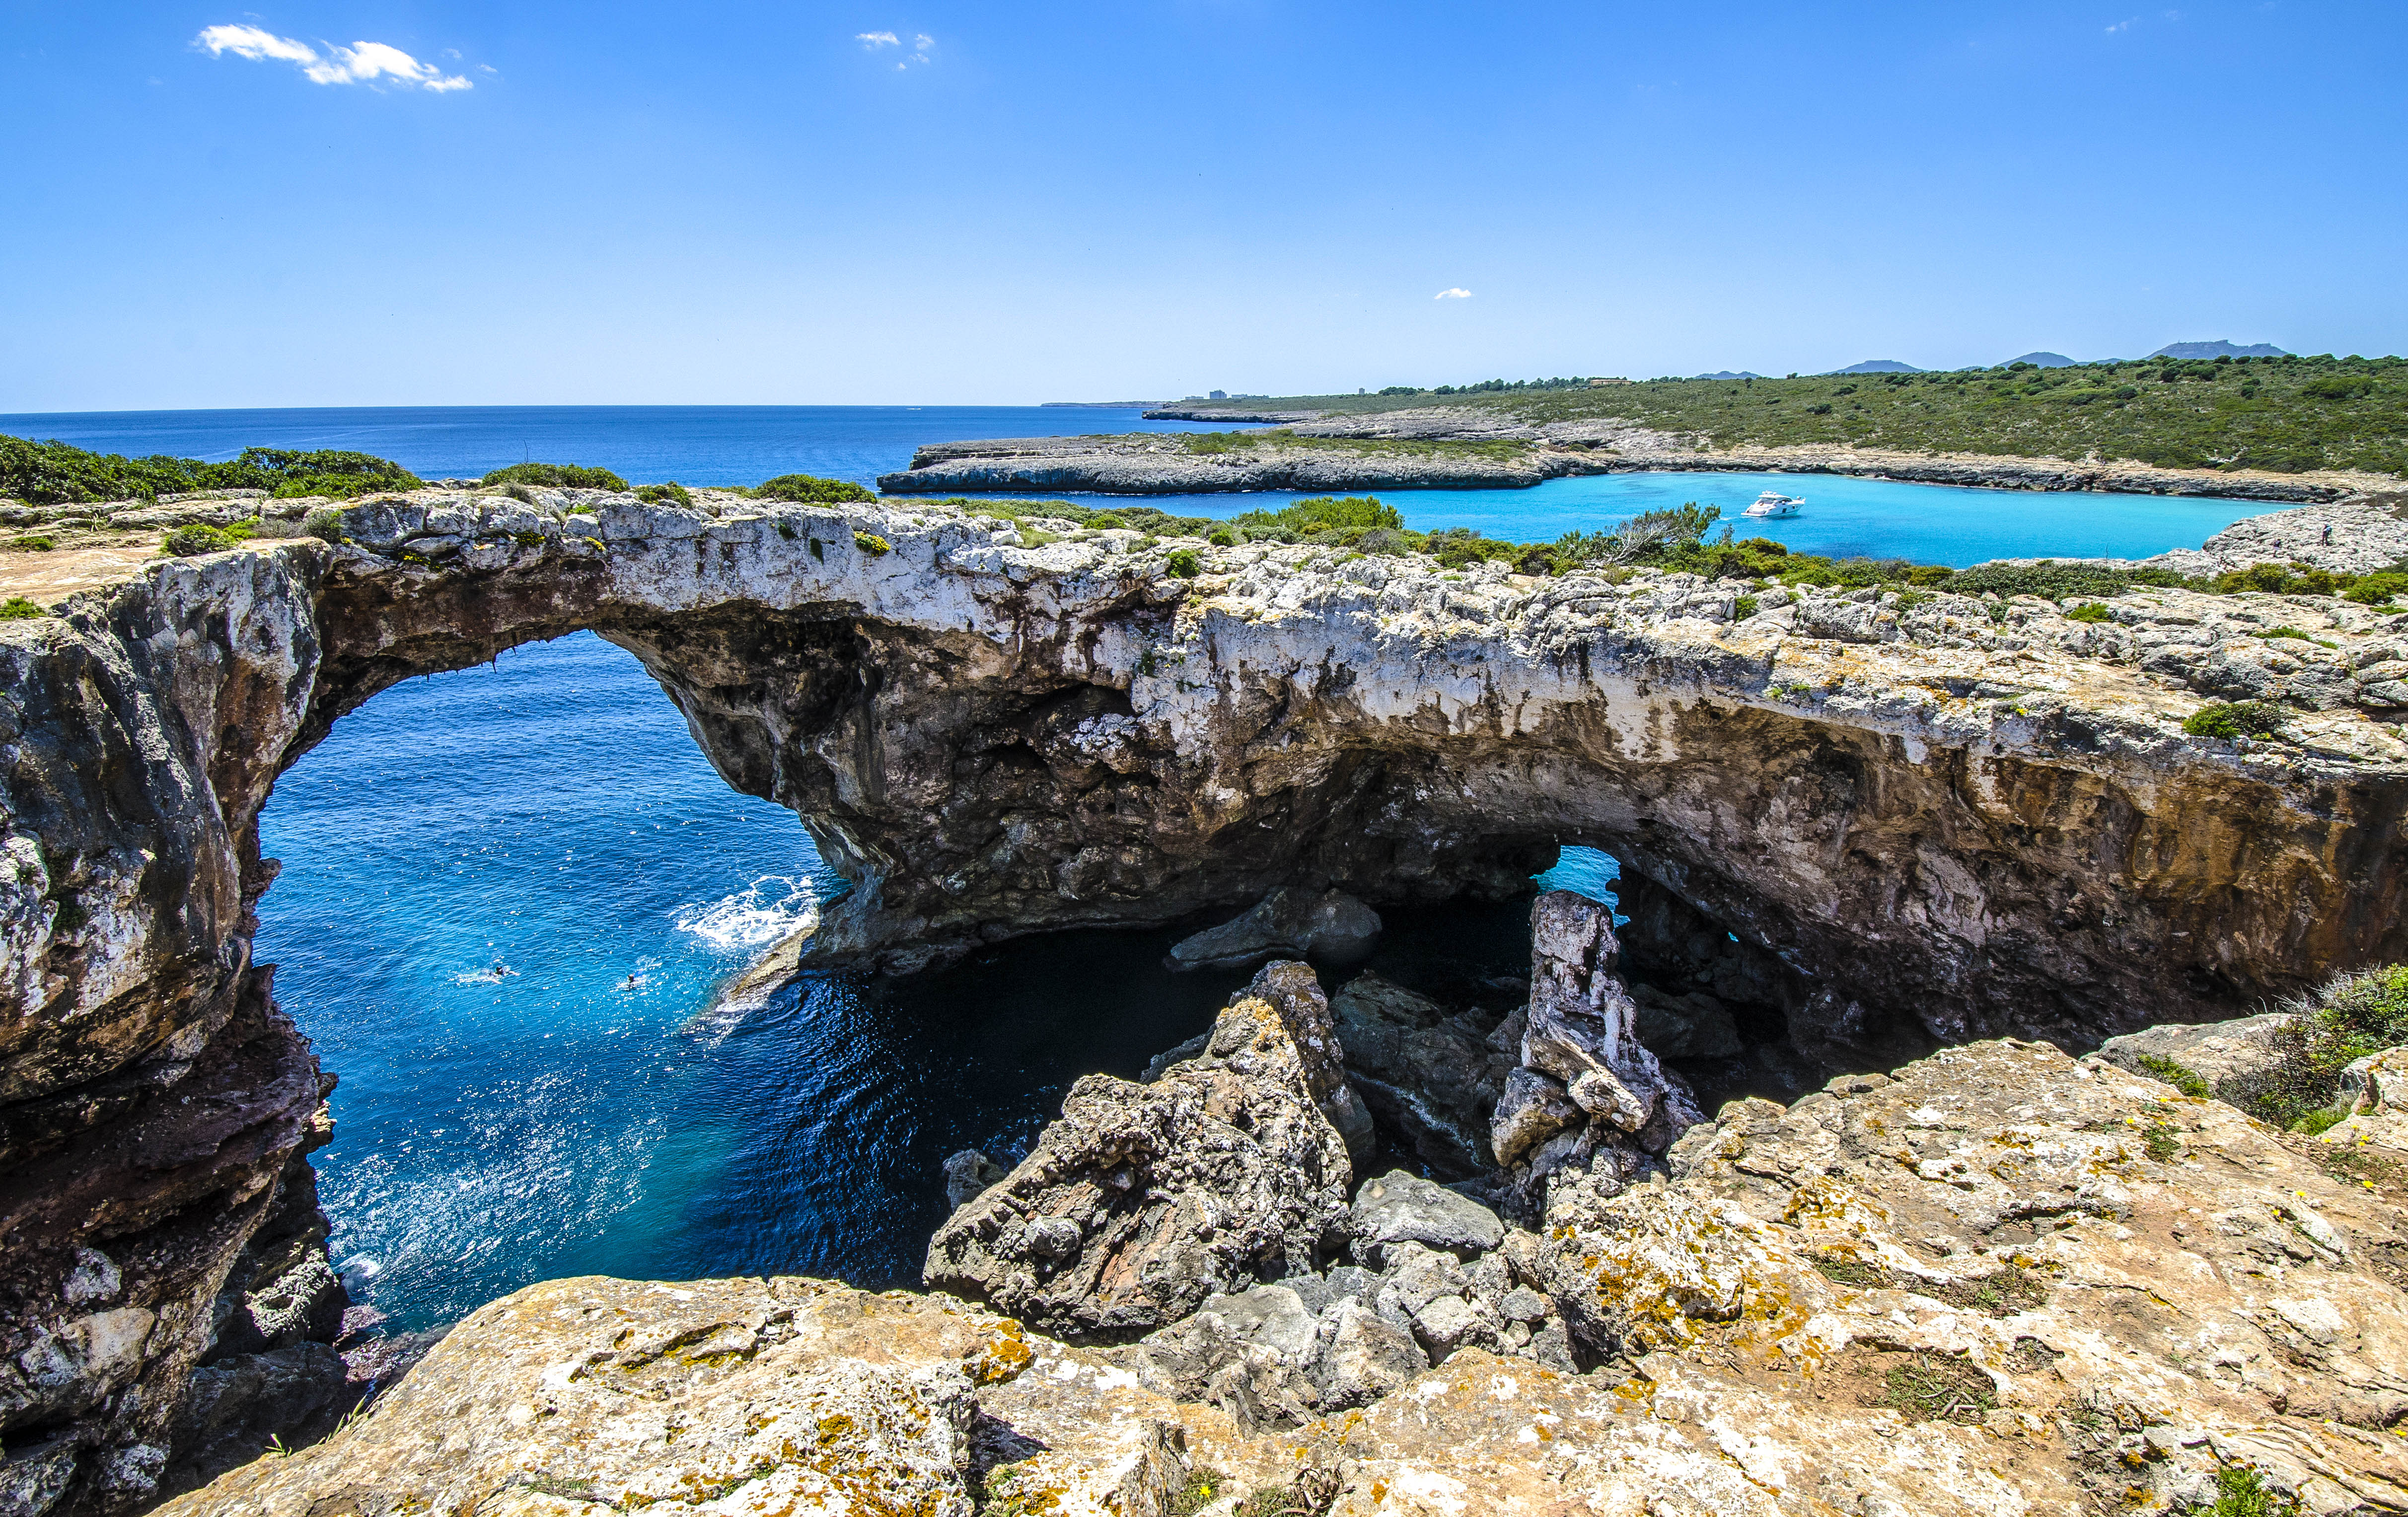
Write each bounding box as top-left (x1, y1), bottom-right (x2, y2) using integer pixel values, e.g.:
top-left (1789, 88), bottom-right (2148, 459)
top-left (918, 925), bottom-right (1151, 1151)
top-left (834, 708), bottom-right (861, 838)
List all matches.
top-left (1156, 353), bottom-right (2408, 478)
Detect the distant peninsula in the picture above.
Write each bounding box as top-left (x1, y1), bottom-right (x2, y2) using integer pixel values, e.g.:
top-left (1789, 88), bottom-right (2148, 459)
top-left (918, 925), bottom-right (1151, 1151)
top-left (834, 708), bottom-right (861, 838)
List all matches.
top-left (879, 352), bottom-right (2404, 497)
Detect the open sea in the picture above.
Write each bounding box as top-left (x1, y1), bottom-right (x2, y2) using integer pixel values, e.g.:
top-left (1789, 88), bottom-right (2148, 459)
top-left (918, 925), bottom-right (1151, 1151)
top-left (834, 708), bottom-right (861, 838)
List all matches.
top-left (0, 405), bottom-right (2297, 1329)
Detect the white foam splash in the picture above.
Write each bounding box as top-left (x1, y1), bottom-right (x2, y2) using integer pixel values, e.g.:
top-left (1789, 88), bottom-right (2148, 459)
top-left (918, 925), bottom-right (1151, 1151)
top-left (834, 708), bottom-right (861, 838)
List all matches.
top-left (673, 876), bottom-right (820, 955)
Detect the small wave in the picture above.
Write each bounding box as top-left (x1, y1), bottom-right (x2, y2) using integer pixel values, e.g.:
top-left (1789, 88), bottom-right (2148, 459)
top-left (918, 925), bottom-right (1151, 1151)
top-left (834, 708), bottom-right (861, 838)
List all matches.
top-left (452, 963), bottom-right (521, 986)
top-left (678, 879), bottom-right (822, 1043)
top-left (673, 876), bottom-right (820, 955)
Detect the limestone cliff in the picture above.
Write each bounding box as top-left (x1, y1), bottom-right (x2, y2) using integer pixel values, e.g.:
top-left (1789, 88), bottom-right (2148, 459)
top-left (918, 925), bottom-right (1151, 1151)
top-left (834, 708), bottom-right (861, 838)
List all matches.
top-left (4, 486), bottom-right (2408, 1511)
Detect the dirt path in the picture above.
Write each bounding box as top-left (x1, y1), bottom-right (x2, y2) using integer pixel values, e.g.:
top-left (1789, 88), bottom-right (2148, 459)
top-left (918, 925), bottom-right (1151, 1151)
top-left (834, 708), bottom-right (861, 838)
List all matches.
top-left (0, 536), bottom-right (166, 606)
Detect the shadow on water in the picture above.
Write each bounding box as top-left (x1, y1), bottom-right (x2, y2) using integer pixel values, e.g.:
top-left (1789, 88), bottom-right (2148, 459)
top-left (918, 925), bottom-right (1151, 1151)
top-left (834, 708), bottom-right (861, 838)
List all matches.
top-left (667, 926), bottom-right (1256, 1289)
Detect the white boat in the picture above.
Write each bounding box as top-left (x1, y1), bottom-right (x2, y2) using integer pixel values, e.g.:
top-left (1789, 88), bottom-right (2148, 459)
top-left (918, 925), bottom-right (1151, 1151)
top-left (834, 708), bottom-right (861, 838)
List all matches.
top-left (1742, 490), bottom-right (1804, 519)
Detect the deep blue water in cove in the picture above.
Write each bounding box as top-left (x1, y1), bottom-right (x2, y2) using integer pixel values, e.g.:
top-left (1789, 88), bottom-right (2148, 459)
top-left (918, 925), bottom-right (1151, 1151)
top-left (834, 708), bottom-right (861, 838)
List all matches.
top-left (9, 404), bottom-right (2283, 1329)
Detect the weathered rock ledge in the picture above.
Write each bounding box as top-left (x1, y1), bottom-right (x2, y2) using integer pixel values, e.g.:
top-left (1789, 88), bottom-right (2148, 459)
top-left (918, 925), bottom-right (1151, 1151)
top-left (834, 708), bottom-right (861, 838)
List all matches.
top-left (6, 487), bottom-right (2408, 1512)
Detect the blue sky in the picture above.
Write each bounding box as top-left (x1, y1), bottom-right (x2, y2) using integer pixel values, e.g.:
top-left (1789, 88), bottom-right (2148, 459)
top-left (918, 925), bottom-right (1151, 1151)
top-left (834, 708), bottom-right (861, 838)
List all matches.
top-left (4, 1), bottom-right (2402, 409)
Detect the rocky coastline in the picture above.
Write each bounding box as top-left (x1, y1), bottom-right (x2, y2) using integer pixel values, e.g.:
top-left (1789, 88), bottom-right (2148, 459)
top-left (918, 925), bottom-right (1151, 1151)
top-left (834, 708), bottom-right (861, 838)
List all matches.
top-left (875, 408), bottom-right (2398, 503)
top-left (5, 484), bottom-right (2408, 1514)
top-left (149, 905), bottom-right (2408, 1517)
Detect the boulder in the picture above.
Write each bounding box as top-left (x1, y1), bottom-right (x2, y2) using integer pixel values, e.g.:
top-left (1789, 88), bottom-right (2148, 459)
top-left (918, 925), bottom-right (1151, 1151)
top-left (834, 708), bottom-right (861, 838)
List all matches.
top-left (940, 1148), bottom-right (1008, 1211)
top-left (1164, 888), bottom-right (1381, 974)
top-left (2095, 1010), bottom-right (2296, 1096)
top-left (2322, 1044), bottom-right (2408, 1153)
top-left (1487, 1067), bottom-right (1581, 1167)
top-left (923, 962), bottom-right (1353, 1338)
top-left (1347, 1171), bottom-right (1504, 1264)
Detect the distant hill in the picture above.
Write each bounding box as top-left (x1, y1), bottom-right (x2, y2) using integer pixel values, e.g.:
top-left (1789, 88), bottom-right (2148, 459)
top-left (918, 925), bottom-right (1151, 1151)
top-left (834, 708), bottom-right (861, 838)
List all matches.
top-left (2004, 352), bottom-right (2079, 368)
top-left (1833, 359), bottom-right (1924, 374)
top-left (2148, 340), bottom-right (2290, 360)
top-left (1693, 371), bottom-right (1766, 381)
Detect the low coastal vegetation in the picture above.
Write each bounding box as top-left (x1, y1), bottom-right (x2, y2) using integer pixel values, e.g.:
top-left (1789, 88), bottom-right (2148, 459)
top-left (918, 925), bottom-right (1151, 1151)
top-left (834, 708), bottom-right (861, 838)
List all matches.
top-left (1171, 353), bottom-right (2408, 477)
top-left (2217, 966), bottom-right (2408, 1134)
top-left (1181, 427), bottom-right (1531, 463)
top-left (1, 435), bottom-right (423, 504)
top-left (481, 462), bottom-right (630, 491)
top-left (747, 473), bottom-right (876, 504)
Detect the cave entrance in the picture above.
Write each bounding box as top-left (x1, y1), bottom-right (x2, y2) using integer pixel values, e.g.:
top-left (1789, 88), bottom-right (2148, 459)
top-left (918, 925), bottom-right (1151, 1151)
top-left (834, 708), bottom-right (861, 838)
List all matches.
top-left (1533, 843), bottom-right (1937, 1122)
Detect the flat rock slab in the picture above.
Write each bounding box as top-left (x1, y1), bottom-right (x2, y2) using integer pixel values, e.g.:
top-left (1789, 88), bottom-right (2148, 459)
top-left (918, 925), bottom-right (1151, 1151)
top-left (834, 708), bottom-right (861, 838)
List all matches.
top-left (1349, 1170), bottom-right (1504, 1262)
top-left (1165, 887), bottom-right (1382, 974)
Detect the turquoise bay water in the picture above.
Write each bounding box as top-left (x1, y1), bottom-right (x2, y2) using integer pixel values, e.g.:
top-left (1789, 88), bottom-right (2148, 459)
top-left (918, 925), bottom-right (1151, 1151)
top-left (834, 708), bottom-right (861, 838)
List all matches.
top-left (1104, 471), bottom-right (2282, 569)
top-left (12, 404), bottom-right (2287, 1328)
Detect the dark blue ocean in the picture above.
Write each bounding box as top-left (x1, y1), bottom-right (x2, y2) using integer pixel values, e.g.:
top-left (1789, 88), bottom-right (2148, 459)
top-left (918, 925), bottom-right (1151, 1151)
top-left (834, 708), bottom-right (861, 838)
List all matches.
top-left (0, 406), bottom-right (2289, 1328)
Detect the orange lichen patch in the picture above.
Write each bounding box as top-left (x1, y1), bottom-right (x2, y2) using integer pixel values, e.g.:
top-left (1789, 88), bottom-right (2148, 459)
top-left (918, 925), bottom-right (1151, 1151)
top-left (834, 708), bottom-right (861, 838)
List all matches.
top-left (968, 1319), bottom-right (1035, 1384)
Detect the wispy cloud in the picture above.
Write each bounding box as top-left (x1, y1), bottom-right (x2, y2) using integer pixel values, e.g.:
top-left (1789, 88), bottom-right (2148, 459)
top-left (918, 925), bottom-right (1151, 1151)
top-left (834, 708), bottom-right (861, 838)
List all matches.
top-left (2105, 15), bottom-right (2136, 30)
top-left (858, 29), bottom-right (934, 67)
top-left (196, 23), bottom-right (473, 90)
top-left (1434, 288), bottom-right (1473, 301)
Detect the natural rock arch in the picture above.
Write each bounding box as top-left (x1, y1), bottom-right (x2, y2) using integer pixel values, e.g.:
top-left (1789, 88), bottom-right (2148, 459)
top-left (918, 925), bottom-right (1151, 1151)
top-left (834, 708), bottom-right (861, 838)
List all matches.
top-left (3, 488), bottom-right (2404, 1513)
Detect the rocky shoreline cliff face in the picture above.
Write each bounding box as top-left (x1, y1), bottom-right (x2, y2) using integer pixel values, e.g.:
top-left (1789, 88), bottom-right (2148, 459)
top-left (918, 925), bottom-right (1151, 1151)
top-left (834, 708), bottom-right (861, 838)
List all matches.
top-left (876, 411), bottom-right (2397, 503)
top-left (3, 487), bottom-right (2408, 1513)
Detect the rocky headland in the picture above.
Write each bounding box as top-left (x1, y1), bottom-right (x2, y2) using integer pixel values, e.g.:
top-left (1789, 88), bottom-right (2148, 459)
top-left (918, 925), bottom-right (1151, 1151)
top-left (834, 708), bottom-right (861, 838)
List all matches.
top-left (876, 410), bottom-right (2401, 503)
top-left (4, 483), bottom-right (2408, 1514)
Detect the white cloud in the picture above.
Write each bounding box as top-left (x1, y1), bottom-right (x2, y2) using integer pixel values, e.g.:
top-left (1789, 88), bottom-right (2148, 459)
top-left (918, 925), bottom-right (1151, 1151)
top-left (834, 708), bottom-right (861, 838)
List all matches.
top-left (197, 23), bottom-right (473, 90)
top-left (2105, 16), bottom-right (2135, 30)
top-left (1434, 288), bottom-right (1473, 300)
top-left (860, 29), bottom-right (933, 66)
top-left (197, 24), bottom-right (316, 64)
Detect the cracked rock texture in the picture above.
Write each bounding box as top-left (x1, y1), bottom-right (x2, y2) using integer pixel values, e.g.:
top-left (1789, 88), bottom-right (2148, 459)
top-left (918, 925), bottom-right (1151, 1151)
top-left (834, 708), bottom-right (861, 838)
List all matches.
top-left (155, 1030), bottom-right (2408, 1517)
top-left (921, 961), bottom-right (1355, 1339)
top-left (4, 488), bottom-right (2408, 1510)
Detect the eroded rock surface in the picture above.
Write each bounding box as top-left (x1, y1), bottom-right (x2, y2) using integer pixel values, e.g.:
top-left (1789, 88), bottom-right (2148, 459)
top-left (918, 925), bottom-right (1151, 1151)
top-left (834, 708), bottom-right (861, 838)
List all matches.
top-left (157, 1028), bottom-right (2408, 1517)
top-left (922, 962), bottom-right (1353, 1338)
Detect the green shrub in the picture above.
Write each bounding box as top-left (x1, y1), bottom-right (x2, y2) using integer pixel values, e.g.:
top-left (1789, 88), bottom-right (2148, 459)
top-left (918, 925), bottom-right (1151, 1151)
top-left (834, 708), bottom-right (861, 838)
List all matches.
top-left (2202, 1463), bottom-right (2296, 1517)
top-left (2301, 375), bottom-right (2376, 400)
top-left (1228, 494), bottom-right (1403, 537)
top-left (853, 531), bottom-right (891, 555)
top-left (1733, 594), bottom-right (1760, 619)
top-left (1165, 548), bottom-right (1201, 578)
top-left (2219, 966), bottom-right (2408, 1130)
top-left (0, 596), bottom-right (47, 619)
top-left (481, 462), bottom-right (631, 491)
top-left (754, 473), bottom-right (876, 504)
top-left (1207, 529), bottom-right (1237, 547)
top-left (2137, 1054), bottom-right (2212, 1098)
top-left (636, 482), bottom-right (693, 507)
top-left (2252, 625), bottom-right (2337, 648)
top-left (0, 435), bottom-right (420, 505)
top-left (161, 523), bottom-right (257, 557)
top-left (303, 508), bottom-right (346, 543)
top-left (8, 535), bottom-right (55, 551)
top-left (2066, 602), bottom-right (2113, 622)
top-left (2342, 571), bottom-right (2408, 606)
top-left (2183, 700), bottom-right (2288, 740)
